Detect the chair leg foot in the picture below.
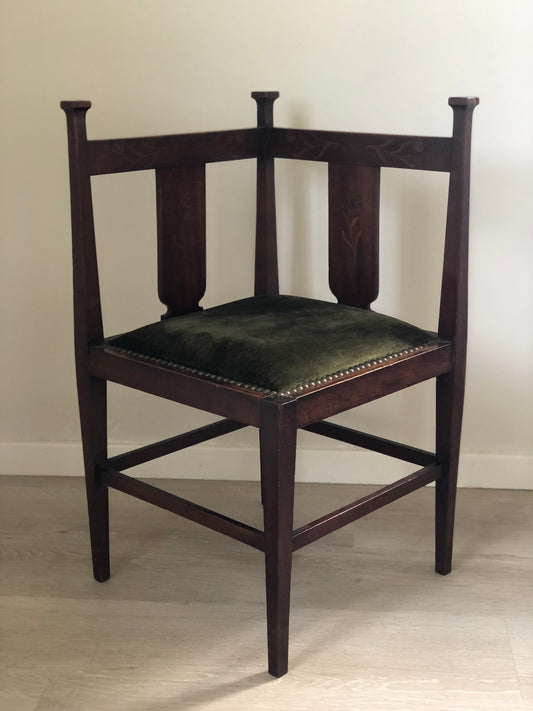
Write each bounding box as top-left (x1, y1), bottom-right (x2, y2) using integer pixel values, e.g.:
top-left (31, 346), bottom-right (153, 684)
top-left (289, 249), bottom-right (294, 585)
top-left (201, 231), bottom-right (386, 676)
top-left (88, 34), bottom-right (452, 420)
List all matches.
top-left (435, 531), bottom-right (453, 575)
top-left (268, 657), bottom-right (289, 678)
top-left (87, 482), bottom-right (110, 582)
top-left (79, 376), bottom-right (110, 582)
top-left (435, 372), bottom-right (464, 576)
top-left (261, 401), bottom-right (297, 678)
top-left (435, 473), bottom-right (455, 576)
top-left (435, 465), bottom-right (458, 576)
top-left (265, 550), bottom-right (291, 678)
top-left (436, 565), bottom-right (452, 577)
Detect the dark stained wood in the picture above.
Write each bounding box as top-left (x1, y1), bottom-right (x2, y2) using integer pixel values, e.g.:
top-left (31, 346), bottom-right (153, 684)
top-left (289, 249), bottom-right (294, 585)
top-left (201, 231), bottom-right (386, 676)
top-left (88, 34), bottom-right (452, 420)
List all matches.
top-left (435, 97), bottom-right (478, 576)
top-left (107, 419), bottom-right (246, 471)
top-left (438, 98), bottom-right (479, 343)
top-left (303, 421), bottom-right (436, 467)
top-left (292, 463), bottom-right (442, 551)
top-left (102, 467), bottom-right (265, 551)
top-left (61, 102), bottom-right (109, 583)
top-left (260, 399), bottom-right (297, 678)
top-left (328, 164), bottom-right (380, 308)
top-left (272, 128), bottom-right (452, 171)
top-left (87, 128), bottom-right (259, 175)
top-left (88, 346), bottom-right (265, 427)
top-left (252, 91), bottom-right (279, 128)
top-left (81, 376), bottom-right (109, 582)
top-left (295, 343), bottom-right (453, 428)
top-left (435, 372), bottom-right (461, 574)
top-left (156, 165), bottom-right (206, 317)
top-left (252, 92), bottom-right (279, 296)
top-left (60, 102), bottom-right (103, 350)
top-left (61, 92), bottom-right (478, 677)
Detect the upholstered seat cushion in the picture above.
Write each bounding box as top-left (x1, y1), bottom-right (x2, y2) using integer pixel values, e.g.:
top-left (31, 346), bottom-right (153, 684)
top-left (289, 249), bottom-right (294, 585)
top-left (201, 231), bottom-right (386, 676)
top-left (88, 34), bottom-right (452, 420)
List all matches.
top-left (106, 295), bottom-right (439, 394)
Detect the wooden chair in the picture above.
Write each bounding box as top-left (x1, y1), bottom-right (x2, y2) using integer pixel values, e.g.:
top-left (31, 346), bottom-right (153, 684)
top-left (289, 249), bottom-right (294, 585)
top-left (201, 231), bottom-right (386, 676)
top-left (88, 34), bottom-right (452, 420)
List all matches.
top-left (61, 92), bottom-right (478, 677)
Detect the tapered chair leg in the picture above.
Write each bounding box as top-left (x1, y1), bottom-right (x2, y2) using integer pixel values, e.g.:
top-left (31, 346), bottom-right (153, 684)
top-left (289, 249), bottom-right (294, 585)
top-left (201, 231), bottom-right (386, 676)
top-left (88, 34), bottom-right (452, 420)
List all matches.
top-left (435, 371), bottom-right (465, 575)
top-left (78, 375), bottom-right (110, 582)
top-left (260, 400), bottom-right (297, 678)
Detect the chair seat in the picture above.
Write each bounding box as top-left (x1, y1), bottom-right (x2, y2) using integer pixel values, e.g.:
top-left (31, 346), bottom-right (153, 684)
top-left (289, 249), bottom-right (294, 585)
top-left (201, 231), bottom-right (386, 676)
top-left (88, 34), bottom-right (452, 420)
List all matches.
top-left (106, 295), bottom-right (440, 395)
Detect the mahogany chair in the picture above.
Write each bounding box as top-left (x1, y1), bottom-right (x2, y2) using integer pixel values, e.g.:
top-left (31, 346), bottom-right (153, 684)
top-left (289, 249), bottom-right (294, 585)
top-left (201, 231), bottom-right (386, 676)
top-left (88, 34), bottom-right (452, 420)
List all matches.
top-left (61, 92), bottom-right (478, 677)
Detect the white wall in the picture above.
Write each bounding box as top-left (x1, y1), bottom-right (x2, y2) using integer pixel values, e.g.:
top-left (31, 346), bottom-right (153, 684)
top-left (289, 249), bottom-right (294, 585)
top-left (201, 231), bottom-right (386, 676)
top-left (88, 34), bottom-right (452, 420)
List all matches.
top-left (1, 0), bottom-right (532, 487)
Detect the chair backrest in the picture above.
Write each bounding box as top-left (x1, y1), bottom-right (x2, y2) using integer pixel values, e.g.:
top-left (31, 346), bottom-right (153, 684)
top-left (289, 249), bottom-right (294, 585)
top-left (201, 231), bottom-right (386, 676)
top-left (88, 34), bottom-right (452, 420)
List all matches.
top-left (61, 94), bottom-right (478, 353)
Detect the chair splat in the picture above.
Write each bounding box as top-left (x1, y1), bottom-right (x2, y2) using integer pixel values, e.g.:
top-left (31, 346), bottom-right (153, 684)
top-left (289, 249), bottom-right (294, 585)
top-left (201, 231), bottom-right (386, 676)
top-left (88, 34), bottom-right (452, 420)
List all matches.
top-left (156, 165), bottom-right (206, 318)
top-left (328, 163), bottom-right (380, 308)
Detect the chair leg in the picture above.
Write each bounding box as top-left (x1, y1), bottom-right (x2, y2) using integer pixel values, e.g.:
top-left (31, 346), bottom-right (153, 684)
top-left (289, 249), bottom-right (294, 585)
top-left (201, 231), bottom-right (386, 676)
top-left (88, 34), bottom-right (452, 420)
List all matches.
top-left (78, 375), bottom-right (110, 582)
top-left (435, 371), bottom-right (465, 575)
top-left (260, 400), bottom-right (297, 678)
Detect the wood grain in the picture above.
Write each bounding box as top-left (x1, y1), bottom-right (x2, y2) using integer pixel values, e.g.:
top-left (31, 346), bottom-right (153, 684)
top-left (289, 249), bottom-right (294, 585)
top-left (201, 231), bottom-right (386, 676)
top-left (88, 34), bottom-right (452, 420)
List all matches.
top-left (272, 128), bottom-right (452, 171)
top-left (328, 163), bottom-right (380, 308)
top-left (88, 129), bottom-right (259, 174)
top-left (156, 164), bottom-right (207, 317)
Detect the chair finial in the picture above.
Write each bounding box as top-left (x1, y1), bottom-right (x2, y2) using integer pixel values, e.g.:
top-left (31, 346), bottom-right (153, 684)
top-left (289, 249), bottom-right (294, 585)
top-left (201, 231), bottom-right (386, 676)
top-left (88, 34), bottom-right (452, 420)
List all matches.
top-left (448, 97), bottom-right (479, 108)
top-left (251, 92), bottom-right (279, 127)
top-left (60, 100), bottom-right (92, 113)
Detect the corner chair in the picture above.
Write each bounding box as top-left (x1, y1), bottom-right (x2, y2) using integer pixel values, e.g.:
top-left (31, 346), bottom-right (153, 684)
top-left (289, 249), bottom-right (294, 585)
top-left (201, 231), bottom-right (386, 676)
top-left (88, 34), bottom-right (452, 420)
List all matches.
top-left (61, 91), bottom-right (478, 677)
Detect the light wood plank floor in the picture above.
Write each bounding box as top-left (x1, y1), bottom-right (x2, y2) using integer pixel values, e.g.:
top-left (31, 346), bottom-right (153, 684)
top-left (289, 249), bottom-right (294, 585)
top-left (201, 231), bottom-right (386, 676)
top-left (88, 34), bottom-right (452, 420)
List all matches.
top-left (1, 475), bottom-right (532, 710)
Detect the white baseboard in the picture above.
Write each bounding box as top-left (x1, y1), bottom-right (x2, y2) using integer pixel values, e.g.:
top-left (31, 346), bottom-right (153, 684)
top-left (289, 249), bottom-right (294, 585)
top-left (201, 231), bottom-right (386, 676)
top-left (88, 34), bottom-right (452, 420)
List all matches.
top-left (0, 441), bottom-right (531, 489)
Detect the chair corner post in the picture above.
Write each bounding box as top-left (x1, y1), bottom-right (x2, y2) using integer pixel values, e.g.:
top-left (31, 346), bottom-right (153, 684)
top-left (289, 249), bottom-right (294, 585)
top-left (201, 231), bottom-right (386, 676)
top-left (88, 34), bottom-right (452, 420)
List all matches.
top-left (435, 97), bottom-right (479, 576)
top-left (438, 97), bottom-right (479, 345)
top-left (251, 92), bottom-right (280, 296)
top-left (60, 98), bottom-right (103, 349)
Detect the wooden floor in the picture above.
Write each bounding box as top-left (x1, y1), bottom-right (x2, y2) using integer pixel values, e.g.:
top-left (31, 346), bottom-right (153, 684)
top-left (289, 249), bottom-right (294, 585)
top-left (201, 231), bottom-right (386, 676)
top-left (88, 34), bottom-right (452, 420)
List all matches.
top-left (1, 475), bottom-right (532, 710)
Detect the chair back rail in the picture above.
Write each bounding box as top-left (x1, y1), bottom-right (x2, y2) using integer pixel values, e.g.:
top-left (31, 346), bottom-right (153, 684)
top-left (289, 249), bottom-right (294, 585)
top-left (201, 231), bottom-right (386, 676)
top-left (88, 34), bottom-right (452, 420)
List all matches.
top-left (87, 128), bottom-right (260, 175)
top-left (272, 128), bottom-right (452, 171)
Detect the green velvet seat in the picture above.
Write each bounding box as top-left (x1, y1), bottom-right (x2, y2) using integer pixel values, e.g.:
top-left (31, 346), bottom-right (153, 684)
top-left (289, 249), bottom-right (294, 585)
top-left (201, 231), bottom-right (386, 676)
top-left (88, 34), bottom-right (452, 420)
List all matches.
top-left (107, 295), bottom-right (440, 395)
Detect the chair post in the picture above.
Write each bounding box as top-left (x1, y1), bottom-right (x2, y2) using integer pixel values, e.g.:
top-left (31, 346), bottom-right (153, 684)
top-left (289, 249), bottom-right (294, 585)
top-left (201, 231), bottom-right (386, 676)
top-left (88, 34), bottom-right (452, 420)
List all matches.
top-left (61, 101), bottom-right (109, 581)
top-left (435, 97), bottom-right (479, 575)
top-left (252, 91), bottom-right (279, 296)
top-left (60, 102), bottom-right (104, 347)
top-left (260, 398), bottom-right (297, 677)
